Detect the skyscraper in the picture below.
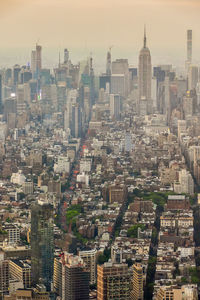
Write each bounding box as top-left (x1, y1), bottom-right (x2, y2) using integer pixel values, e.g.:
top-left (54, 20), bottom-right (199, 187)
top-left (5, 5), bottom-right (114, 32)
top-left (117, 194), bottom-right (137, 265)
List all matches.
top-left (71, 103), bottom-right (82, 138)
top-left (31, 50), bottom-right (37, 76)
top-left (31, 44), bottom-right (42, 79)
top-left (106, 48), bottom-right (111, 76)
top-left (187, 30), bottom-right (192, 63)
top-left (188, 65), bottom-right (198, 90)
top-left (185, 30), bottom-right (192, 74)
top-left (79, 249), bottom-right (97, 285)
top-left (110, 94), bottom-right (121, 119)
top-left (54, 253), bottom-right (90, 300)
top-left (31, 201), bottom-right (54, 291)
top-left (64, 48), bottom-right (69, 64)
top-left (36, 44), bottom-right (42, 73)
top-left (13, 64), bottom-right (21, 86)
top-left (138, 28), bottom-right (152, 102)
top-left (111, 59), bottom-right (129, 97)
top-left (130, 263), bottom-right (143, 300)
top-left (0, 253), bottom-right (9, 299)
top-left (97, 262), bottom-right (131, 300)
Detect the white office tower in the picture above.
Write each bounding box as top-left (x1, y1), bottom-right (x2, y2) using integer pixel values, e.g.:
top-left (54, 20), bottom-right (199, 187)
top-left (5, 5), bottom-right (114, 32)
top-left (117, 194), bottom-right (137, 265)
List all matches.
top-left (111, 74), bottom-right (125, 98)
top-left (178, 169), bottom-right (194, 195)
top-left (188, 65), bottom-right (199, 91)
top-left (110, 94), bottom-right (121, 119)
top-left (111, 59), bottom-right (129, 97)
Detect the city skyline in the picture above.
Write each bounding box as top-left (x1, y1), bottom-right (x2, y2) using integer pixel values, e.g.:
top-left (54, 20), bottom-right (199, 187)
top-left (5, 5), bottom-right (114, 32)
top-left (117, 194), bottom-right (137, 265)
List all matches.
top-left (0, 0), bottom-right (200, 71)
top-left (0, 1), bottom-right (200, 299)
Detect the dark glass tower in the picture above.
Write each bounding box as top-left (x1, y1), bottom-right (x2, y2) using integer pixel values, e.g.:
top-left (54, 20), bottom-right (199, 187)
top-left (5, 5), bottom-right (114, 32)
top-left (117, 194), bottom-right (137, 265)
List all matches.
top-left (31, 202), bottom-right (54, 291)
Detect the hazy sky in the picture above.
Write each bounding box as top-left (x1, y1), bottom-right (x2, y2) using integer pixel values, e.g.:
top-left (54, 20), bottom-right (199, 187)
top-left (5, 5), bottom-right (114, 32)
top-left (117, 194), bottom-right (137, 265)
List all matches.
top-left (0, 0), bottom-right (200, 71)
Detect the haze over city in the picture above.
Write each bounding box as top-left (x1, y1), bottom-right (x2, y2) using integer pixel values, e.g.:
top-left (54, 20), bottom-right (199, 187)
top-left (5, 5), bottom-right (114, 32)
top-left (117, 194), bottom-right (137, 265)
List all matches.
top-left (0, 0), bottom-right (200, 70)
top-left (1, 0), bottom-right (200, 299)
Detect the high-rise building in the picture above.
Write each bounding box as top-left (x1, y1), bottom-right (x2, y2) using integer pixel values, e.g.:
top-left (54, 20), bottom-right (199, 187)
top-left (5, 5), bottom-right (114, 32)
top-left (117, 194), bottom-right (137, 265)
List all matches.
top-left (83, 86), bottom-right (91, 123)
top-left (99, 74), bottom-right (111, 92)
top-left (9, 259), bottom-right (31, 288)
top-left (111, 74), bottom-right (125, 97)
top-left (57, 82), bottom-right (67, 112)
top-left (31, 44), bottom-right (42, 79)
top-left (64, 89), bottom-right (78, 132)
top-left (31, 201), bottom-right (54, 291)
top-left (97, 262), bottom-right (131, 300)
top-left (106, 48), bottom-right (111, 76)
top-left (151, 77), bottom-right (157, 109)
top-left (40, 69), bottom-right (51, 86)
top-left (2, 224), bottom-right (20, 245)
top-left (79, 249), bottom-right (97, 285)
top-left (183, 92), bottom-right (195, 118)
top-left (110, 94), bottom-right (121, 119)
top-left (31, 50), bottom-right (36, 76)
top-left (0, 252), bottom-right (9, 299)
top-left (54, 253), bottom-right (90, 300)
top-left (4, 287), bottom-right (50, 300)
top-left (130, 263), bottom-right (143, 300)
top-left (196, 81), bottom-right (200, 105)
top-left (187, 30), bottom-right (192, 63)
top-left (111, 59), bottom-right (129, 97)
top-left (186, 29), bottom-right (192, 73)
top-left (71, 103), bottom-right (82, 138)
top-left (174, 169), bottom-right (194, 195)
top-left (12, 65), bottom-right (21, 87)
top-left (138, 28), bottom-right (152, 102)
top-left (177, 119), bottom-right (187, 140)
top-left (188, 65), bottom-right (198, 91)
top-left (3, 97), bottom-right (17, 122)
top-left (19, 67), bottom-right (32, 84)
top-left (36, 44), bottom-right (42, 74)
top-left (155, 284), bottom-right (198, 300)
top-left (64, 48), bottom-right (69, 64)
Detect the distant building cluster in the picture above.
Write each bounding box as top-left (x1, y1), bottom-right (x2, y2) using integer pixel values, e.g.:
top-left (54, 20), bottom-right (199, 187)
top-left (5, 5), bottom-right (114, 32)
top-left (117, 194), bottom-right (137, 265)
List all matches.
top-left (0, 28), bottom-right (199, 300)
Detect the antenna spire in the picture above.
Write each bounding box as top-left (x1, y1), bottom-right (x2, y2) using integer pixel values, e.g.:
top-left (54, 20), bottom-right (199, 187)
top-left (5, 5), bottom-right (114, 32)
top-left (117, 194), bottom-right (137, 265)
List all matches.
top-left (144, 25), bottom-right (147, 48)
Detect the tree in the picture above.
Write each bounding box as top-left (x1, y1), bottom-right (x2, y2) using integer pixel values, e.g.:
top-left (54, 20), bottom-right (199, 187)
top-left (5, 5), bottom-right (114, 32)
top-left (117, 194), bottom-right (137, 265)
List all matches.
top-left (97, 254), bottom-right (107, 265)
top-left (127, 224), bottom-right (145, 238)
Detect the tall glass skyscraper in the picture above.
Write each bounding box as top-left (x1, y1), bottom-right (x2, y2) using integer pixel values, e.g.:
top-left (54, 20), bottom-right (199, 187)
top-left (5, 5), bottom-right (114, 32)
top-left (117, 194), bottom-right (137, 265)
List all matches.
top-left (31, 201), bottom-right (54, 291)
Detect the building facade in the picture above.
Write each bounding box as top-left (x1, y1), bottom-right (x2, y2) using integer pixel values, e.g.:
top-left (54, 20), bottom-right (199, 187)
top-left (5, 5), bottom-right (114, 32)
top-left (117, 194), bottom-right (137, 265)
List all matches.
top-left (31, 202), bottom-right (54, 291)
top-left (97, 262), bottom-right (131, 300)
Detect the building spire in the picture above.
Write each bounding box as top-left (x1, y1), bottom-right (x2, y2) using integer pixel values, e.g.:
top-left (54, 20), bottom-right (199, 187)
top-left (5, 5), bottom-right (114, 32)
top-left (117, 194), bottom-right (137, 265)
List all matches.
top-left (144, 25), bottom-right (147, 48)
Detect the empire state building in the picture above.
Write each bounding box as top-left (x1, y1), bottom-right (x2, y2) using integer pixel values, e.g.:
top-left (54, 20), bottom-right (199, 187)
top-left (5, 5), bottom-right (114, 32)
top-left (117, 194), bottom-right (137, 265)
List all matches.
top-left (138, 28), bottom-right (152, 102)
